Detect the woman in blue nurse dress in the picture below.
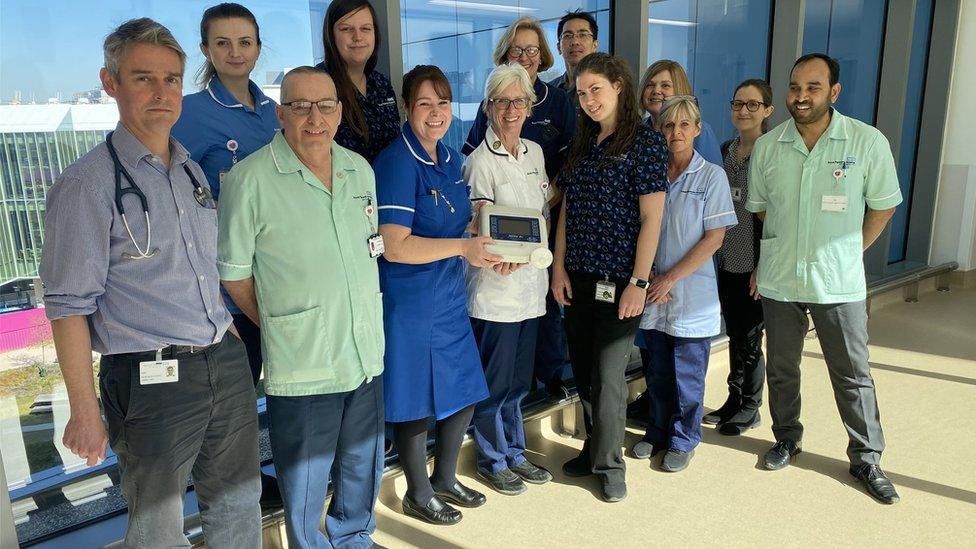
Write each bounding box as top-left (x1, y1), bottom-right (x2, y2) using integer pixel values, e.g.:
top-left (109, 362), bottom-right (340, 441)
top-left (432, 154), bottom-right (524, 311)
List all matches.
top-left (373, 65), bottom-right (497, 526)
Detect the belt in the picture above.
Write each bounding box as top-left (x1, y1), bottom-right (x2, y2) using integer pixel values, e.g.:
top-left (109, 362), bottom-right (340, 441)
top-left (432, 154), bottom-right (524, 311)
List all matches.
top-left (109, 341), bottom-right (221, 361)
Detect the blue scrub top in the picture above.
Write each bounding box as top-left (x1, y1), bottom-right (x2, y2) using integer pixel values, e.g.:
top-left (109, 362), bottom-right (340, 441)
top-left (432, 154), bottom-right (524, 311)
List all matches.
top-left (374, 123), bottom-right (489, 422)
top-left (640, 151), bottom-right (738, 338)
top-left (462, 78), bottom-right (576, 181)
top-left (644, 116), bottom-right (723, 166)
top-left (172, 77), bottom-right (279, 201)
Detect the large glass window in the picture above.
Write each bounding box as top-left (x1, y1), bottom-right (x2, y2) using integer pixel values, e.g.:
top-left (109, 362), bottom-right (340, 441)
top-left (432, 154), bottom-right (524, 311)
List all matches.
top-left (647, 0), bottom-right (773, 145)
top-left (0, 2), bottom-right (322, 544)
top-left (401, 1), bottom-right (611, 152)
top-left (888, 0), bottom-right (934, 264)
top-left (801, 0), bottom-right (889, 125)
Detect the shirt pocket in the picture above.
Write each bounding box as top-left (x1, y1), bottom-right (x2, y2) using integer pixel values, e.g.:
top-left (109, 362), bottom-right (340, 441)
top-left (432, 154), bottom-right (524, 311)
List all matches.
top-left (823, 233), bottom-right (865, 295)
top-left (194, 206), bottom-right (219, 254)
top-left (262, 307), bottom-right (334, 384)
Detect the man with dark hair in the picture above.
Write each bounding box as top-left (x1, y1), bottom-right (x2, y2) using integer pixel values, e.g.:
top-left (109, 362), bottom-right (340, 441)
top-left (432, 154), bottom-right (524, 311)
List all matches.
top-left (746, 53), bottom-right (902, 504)
top-left (41, 18), bottom-right (261, 547)
top-left (550, 10), bottom-right (599, 96)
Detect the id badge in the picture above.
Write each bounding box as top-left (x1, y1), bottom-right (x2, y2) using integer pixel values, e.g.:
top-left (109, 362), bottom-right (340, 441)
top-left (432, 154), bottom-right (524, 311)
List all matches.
top-left (139, 359), bottom-right (179, 385)
top-left (595, 280), bottom-right (616, 303)
top-left (367, 233), bottom-right (385, 258)
top-left (821, 195), bottom-right (848, 212)
top-left (731, 187), bottom-right (743, 202)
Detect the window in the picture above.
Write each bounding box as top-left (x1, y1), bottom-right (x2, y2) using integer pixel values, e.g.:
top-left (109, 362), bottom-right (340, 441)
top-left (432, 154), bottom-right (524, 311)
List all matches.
top-left (400, 0), bottom-right (611, 152)
top-left (647, 0), bottom-right (773, 145)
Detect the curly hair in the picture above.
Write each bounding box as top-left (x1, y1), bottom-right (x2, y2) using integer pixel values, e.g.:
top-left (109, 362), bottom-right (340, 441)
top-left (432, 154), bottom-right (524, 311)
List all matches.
top-left (562, 53), bottom-right (641, 176)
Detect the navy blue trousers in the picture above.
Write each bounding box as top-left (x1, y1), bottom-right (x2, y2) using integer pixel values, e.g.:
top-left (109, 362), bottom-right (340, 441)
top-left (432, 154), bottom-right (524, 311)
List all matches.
top-left (267, 379), bottom-right (384, 549)
top-left (471, 317), bottom-right (540, 474)
top-left (642, 329), bottom-right (712, 452)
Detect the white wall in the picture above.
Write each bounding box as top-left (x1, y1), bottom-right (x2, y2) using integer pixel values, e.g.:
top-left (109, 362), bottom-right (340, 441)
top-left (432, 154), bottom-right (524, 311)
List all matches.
top-left (931, 1), bottom-right (976, 271)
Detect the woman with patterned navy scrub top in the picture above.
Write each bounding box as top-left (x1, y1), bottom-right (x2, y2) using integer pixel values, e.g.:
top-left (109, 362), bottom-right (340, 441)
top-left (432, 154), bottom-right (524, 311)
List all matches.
top-left (173, 3), bottom-right (278, 384)
top-left (374, 66), bottom-right (497, 526)
top-left (551, 53), bottom-right (667, 503)
top-left (315, 0), bottom-right (400, 162)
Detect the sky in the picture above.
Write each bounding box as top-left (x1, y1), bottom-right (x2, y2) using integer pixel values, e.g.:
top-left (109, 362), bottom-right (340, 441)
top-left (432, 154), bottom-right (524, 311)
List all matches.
top-left (0, 0), bottom-right (326, 101)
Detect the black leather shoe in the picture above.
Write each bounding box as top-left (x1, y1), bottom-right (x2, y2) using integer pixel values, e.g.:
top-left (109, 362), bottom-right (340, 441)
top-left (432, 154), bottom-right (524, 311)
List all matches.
top-left (259, 472), bottom-right (283, 511)
top-left (660, 448), bottom-right (694, 472)
top-left (763, 439), bottom-right (801, 470)
top-left (402, 495), bottom-right (462, 525)
top-left (562, 451), bottom-right (592, 477)
top-left (546, 377), bottom-right (571, 401)
top-left (433, 481), bottom-right (487, 507)
top-left (850, 464), bottom-right (900, 504)
top-left (600, 480), bottom-right (627, 503)
top-left (630, 439), bottom-right (665, 460)
top-left (510, 461), bottom-right (553, 484)
top-left (718, 409), bottom-right (761, 436)
top-left (702, 395), bottom-right (739, 425)
top-left (477, 468), bottom-right (526, 495)
top-left (626, 391), bottom-right (650, 427)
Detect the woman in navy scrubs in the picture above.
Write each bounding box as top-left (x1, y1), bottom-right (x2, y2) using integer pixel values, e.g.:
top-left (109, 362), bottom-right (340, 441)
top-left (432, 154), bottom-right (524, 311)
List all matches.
top-left (374, 65), bottom-right (498, 526)
top-left (551, 53), bottom-right (667, 503)
top-left (461, 16), bottom-right (577, 401)
top-left (172, 2), bottom-right (278, 382)
top-left (171, 1), bottom-right (281, 507)
top-left (316, 0), bottom-right (400, 162)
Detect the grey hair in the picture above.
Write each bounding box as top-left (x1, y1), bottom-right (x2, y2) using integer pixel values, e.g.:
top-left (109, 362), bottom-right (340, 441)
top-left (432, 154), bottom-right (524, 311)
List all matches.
top-left (103, 18), bottom-right (186, 78)
top-left (657, 96), bottom-right (701, 131)
top-left (482, 63), bottom-right (537, 117)
top-left (279, 65), bottom-right (333, 103)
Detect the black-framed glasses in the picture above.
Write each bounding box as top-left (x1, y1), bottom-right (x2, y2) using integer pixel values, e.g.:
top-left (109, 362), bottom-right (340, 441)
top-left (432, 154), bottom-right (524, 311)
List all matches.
top-left (730, 99), bottom-right (767, 112)
top-left (489, 97), bottom-right (529, 110)
top-left (560, 31), bottom-right (594, 42)
top-left (508, 46), bottom-right (540, 59)
top-left (281, 99), bottom-right (339, 115)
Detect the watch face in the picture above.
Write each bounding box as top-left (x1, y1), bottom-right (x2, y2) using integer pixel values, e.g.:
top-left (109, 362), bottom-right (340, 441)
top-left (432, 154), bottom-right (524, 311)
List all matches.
top-left (637, 280), bottom-right (648, 288)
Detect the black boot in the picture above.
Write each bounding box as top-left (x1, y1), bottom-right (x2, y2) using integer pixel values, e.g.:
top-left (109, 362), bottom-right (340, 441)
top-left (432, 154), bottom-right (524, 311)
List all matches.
top-left (702, 394), bottom-right (739, 425)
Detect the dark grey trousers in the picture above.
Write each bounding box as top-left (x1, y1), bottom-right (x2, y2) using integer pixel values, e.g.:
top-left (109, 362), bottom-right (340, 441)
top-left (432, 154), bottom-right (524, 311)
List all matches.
top-left (761, 298), bottom-right (886, 466)
top-left (100, 334), bottom-right (262, 548)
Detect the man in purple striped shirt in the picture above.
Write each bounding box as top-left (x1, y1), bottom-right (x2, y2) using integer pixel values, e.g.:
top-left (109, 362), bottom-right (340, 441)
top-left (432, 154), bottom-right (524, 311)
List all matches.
top-left (39, 18), bottom-right (261, 548)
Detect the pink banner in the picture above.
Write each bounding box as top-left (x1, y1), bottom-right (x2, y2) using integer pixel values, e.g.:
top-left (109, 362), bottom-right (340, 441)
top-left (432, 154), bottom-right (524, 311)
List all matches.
top-left (0, 308), bottom-right (52, 353)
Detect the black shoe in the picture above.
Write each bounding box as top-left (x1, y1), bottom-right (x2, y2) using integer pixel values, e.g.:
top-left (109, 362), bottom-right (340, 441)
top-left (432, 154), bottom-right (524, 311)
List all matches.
top-left (510, 461), bottom-right (553, 484)
top-left (630, 439), bottom-right (665, 460)
top-left (258, 472), bottom-right (283, 511)
top-left (660, 448), bottom-right (694, 472)
top-left (850, 464), bottom-right (900, 504)
top-left (433, 480), bottom-right (487, 507)
top-left (626, 392), bottom-right (650, 427)
top-left (402, 495), bottom-right (462, 525)
top-left (476, 469), bottom-right (525, 495)
top-left (546, 377), bottom-right (571, 401)
top-left (562, 451), bottom-right (592, 477)
top-left (763, 439), bottom-right (801, 470)
top-left (600, 480), bottom-right (627, 503)
top-left (702, 395), bottom-right (740, 425)
top-left (718, 409), bottom-right (761, 436)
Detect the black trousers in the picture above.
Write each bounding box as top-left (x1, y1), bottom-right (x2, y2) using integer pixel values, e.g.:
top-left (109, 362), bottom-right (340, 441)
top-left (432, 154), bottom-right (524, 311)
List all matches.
top-left (716, 269), bottom-right (765, 411)
top-left (232, 312), bottom-right (263, 386)
top-left (563, 272), bottom-right (640, 485)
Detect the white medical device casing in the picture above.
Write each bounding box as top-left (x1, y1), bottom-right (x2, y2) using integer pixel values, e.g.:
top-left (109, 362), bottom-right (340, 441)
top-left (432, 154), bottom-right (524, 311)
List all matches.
top-left (479, 204), bottom-right (552, 269)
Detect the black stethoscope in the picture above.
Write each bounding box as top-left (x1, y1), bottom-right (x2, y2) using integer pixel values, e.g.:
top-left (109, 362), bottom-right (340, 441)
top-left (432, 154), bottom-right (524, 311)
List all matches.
top-left (106, 131), bottom-right (213, 259)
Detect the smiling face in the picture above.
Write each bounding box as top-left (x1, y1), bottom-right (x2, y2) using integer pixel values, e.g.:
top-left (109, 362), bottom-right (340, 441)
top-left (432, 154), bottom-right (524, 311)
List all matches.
top-left (576, 70), bottom-right (621, 127)
top-left (276, 71), bottom-right (342, 161)
top-left (557, 17), bottom-right (598, 68)
top-left (731, 84), bottom-right (773, 134)
top-left (488, 81), bottom-right (529, 138)
top-left (641, 69), bottom-right (674, 116)
top-left (100, 42), bottom-right (184, 142)
top-left (787, 58), bottom-right (840, 127)
top-left (333, 6), bottom-right (375, 67)
top-left (507, 28), bottom-right (542, 82)
top-left (406, 79), bottom-right (452, 148)
top-left (201, 17), bottom-right (260, 81)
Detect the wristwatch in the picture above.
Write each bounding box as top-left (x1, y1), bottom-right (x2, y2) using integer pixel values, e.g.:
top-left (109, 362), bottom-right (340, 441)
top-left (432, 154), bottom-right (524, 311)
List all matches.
top-left (629, 277), bottom-right (649, 289)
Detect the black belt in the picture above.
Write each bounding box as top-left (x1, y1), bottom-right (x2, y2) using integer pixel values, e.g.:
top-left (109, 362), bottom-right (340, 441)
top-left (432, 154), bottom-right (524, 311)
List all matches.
top-left (109, 341), bottom-right (221, 361)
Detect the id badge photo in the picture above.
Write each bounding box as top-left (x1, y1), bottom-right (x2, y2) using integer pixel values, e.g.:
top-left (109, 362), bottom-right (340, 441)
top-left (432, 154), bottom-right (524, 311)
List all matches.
top-left (595, 279), bottom-right (616, 304)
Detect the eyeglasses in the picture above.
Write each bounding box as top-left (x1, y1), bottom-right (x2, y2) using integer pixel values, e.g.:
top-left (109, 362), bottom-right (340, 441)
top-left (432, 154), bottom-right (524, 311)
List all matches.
top-left (281, 99), bottom-right (339, 115)
top-left (560, 31), bottom-right (594, 42)
top-left (661, 94), bottom-right (698, 109)
top-left (508, 46), bottom-right (541, 59)
top-left (489, 97), bottom-right (529, 110)
top-left (730, 100), bottom-right (767, 112)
